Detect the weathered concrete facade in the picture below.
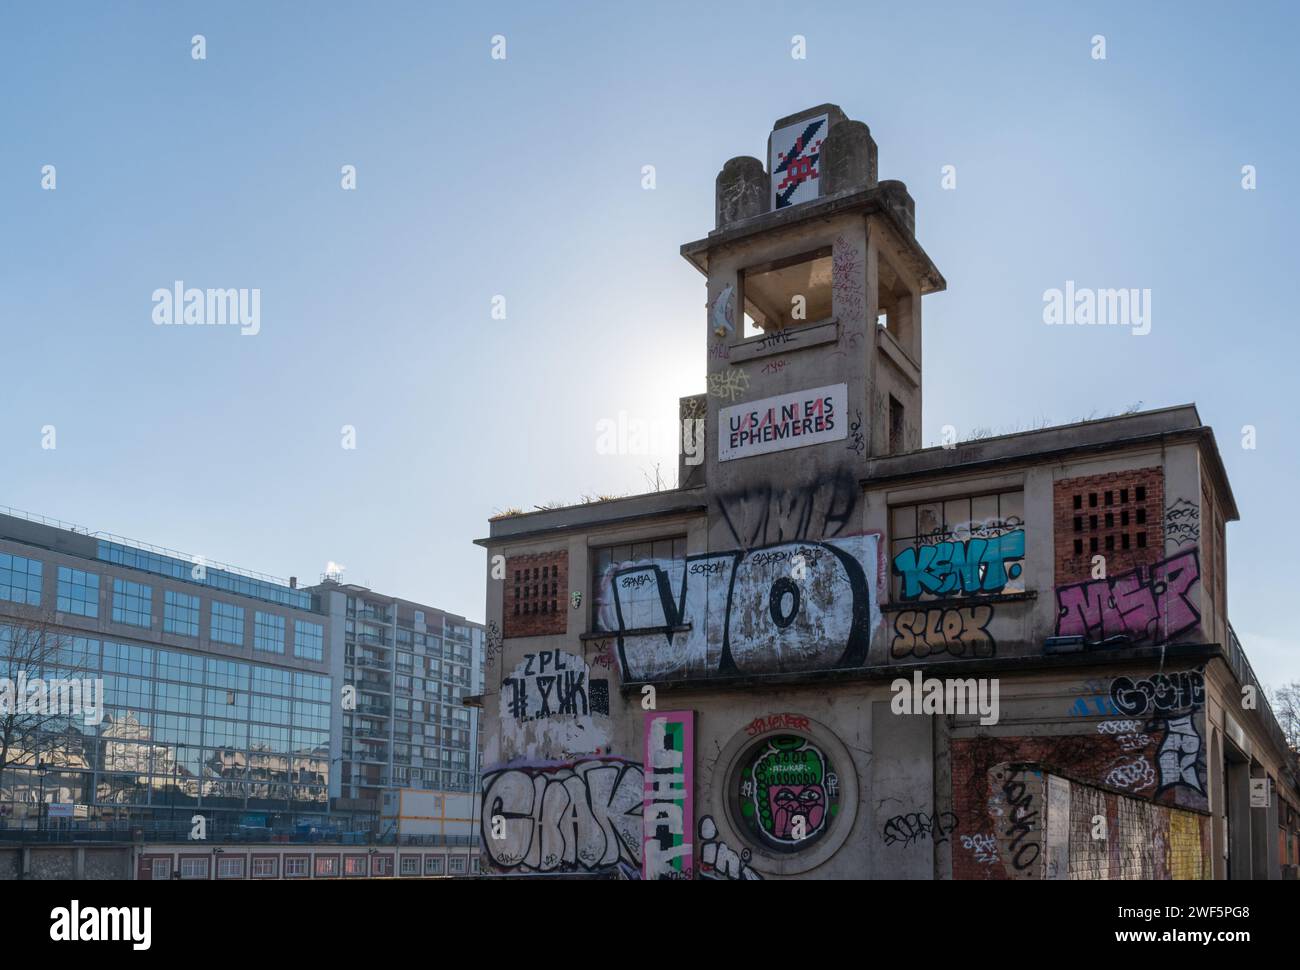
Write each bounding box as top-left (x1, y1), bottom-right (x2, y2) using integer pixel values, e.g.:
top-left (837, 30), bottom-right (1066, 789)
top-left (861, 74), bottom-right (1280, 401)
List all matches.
top-left (477, 106), bottom-right (1299, 880)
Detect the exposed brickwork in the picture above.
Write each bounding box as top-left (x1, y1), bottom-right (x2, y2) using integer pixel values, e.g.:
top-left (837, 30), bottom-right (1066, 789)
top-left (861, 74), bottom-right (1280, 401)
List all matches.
top-left (503, 551), bottom-right (568, 638)
top-left (1054, 467), bottom-right (1164, 585)
top-left (951, 728), bottom-right (1208, 881)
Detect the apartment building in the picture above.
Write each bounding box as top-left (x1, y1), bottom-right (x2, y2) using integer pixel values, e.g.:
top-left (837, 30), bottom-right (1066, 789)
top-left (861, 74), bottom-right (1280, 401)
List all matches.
top-left (317, 580), bottom-right (485, 824)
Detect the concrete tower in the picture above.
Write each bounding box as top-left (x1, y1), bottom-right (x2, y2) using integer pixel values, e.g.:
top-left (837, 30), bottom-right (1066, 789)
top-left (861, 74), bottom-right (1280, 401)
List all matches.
top-left (679, 104), bottom-right (945, 551)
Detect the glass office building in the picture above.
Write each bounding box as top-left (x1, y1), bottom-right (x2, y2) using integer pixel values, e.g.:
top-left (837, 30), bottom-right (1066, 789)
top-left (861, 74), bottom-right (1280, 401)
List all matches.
top-left (0, 511), bottom-right (332, 830)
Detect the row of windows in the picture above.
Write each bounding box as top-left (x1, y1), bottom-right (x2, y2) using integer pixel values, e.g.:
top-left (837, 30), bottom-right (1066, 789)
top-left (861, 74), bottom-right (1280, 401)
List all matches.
top-left (93, 686), bottom-right (331, 736)
top-left (97, 540), bottom-right (311, 609)
top-left (0, 552), bottom-right (324, 659)
top-left (97, 739), bottom-right (332, 771)
top-left (3, 630), bottom-right (331, 719)
top-left (6, 775), bottom-right (331, 810)
top-left (150, 853), bottom-right (472, 880)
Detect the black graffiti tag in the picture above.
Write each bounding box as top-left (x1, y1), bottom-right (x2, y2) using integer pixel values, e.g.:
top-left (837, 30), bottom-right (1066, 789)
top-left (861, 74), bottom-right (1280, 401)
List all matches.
top-left (881, 811), bottom-right (958, 847)
top-left (1109, 671), bottom-right (1205, 718)
top-left (503, 650), bottom-right (589, 721)
top-left (999, 768), bottom-right (1040, 872)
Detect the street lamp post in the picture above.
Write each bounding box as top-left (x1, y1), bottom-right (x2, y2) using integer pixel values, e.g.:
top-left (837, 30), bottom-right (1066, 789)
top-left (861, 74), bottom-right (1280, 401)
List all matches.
top-left (36, 760), bottom-right (48, 839)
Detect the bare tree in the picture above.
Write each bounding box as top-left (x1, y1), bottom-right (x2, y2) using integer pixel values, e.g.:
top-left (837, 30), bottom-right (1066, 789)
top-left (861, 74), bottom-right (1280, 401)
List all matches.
top-left (0, 606), bottom-right (94, 811)
top-left (642, 461), bottom-right (671, 493)
top-left (1270, 682), bottom-right (1300, 755)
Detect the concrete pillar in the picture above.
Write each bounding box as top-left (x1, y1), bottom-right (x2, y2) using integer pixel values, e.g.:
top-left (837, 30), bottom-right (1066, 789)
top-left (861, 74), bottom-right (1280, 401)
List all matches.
top-left (1226, 759), bottom-right (1251, 878)
top-left (1210, 729), bottom-right (1227, 879)
top-left (74, 846), bottom-right (85, 880)
top-left (678, 394), bottom-right (707, 489)
top-left (1249, 764), bottom-right (1273, 879)
top-left (715, 157), bottom-right (768, 229)
top-left (821, 120), bottom-right (878, 195)
top-left (1265, 785), bottom-right (1281, 879)
top-left (879, 180), bottom-right (916, 236)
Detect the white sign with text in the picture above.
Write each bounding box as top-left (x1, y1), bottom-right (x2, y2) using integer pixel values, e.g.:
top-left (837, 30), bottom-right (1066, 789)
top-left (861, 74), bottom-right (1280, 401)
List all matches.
top-left (718, 383), bottom-right (847, 461)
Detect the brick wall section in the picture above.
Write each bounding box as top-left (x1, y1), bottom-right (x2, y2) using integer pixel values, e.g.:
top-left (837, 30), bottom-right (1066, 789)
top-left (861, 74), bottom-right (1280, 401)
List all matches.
top-left (1054, 467), bottom-right (1164, 585)
top-left (951, 736), bottom-right (1209, 880)
top-left (503, 551), bottom-right (568, 638)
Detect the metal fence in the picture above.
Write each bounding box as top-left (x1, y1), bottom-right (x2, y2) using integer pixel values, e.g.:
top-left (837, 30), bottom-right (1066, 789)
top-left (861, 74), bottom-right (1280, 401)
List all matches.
top-left (0, 817), bottom-right (477, 847)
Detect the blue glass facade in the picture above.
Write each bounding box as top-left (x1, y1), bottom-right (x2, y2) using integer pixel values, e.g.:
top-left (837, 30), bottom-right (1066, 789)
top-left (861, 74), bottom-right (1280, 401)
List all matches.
top-left (98, 540), bottom-right (311, 609)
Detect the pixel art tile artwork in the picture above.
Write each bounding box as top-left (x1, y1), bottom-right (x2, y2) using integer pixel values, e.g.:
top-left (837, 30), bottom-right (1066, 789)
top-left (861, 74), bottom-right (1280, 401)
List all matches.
top-left (770, 114), bottom-right (828, 210)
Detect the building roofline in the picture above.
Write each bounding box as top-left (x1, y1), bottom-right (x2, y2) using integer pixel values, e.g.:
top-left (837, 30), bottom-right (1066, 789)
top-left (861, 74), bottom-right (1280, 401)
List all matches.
top-left (479, 407), bottom-right (1242, 546)
top-left (861, 404), bottom-right (1239, 521)
top-left (477, 492), bottom-right (708, 547)
top-left (679, 182), bottom-right (946, 295)
top-left (307, 580), bottom-right (482, 627)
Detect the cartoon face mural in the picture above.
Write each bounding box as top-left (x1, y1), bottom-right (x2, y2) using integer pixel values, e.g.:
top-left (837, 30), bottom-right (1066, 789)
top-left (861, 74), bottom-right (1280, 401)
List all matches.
top-left (736, 735), bottom-right (837, 851)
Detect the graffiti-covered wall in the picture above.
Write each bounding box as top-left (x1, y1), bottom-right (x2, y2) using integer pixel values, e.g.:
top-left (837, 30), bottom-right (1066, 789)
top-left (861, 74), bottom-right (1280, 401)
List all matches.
top-left (949, 668), bottom-right (1210, 880)
top-left (592, 531), bottom-right (882, 683)
top-left (481, 427), bottom-right (1234, 880)
top-left (951, 763), bottom-right (1210, 880)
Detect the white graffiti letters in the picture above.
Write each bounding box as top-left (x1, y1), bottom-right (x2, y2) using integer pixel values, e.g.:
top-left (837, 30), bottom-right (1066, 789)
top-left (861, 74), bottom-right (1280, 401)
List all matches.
top-left (481, 760), bottom-right (643, 874)
top-left (599, 535), bottom-right (880, 682)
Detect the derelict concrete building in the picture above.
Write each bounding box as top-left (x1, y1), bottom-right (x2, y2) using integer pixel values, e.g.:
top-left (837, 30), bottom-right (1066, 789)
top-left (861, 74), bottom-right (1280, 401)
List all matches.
top-left (476, 104), bottom-right (1299, 880)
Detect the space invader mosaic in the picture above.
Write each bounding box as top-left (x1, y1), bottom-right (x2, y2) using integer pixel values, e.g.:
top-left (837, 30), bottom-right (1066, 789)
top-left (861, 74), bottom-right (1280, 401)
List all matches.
top-left (770, 115), bottom-right (827, 209)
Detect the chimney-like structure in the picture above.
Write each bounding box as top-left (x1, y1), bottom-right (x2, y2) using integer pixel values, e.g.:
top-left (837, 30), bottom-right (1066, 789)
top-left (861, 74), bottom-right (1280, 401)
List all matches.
top-left (679, 104), bottom-right (945, 520)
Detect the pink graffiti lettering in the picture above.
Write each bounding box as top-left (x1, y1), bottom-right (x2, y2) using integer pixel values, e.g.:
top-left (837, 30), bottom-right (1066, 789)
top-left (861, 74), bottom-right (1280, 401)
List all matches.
top-left (1055, 550), bottom-right (1200, 645)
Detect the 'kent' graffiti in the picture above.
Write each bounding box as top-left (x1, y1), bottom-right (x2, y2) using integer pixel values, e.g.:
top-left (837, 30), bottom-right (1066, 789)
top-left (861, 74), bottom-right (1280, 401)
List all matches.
top-left (1055, 550), bottom-right (1200, 645)
top-left (892, 530), bottom-right (1025, 600)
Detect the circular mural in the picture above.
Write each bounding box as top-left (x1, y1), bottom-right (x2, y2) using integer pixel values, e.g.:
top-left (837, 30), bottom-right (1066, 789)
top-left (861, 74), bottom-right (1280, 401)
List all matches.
top-left (735, 735), bottom-right (839, 853)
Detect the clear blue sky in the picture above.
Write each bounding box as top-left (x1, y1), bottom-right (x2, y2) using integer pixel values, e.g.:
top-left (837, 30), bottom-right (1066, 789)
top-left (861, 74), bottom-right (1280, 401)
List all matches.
top-left (2, 2), bottom-right (1296, 686)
